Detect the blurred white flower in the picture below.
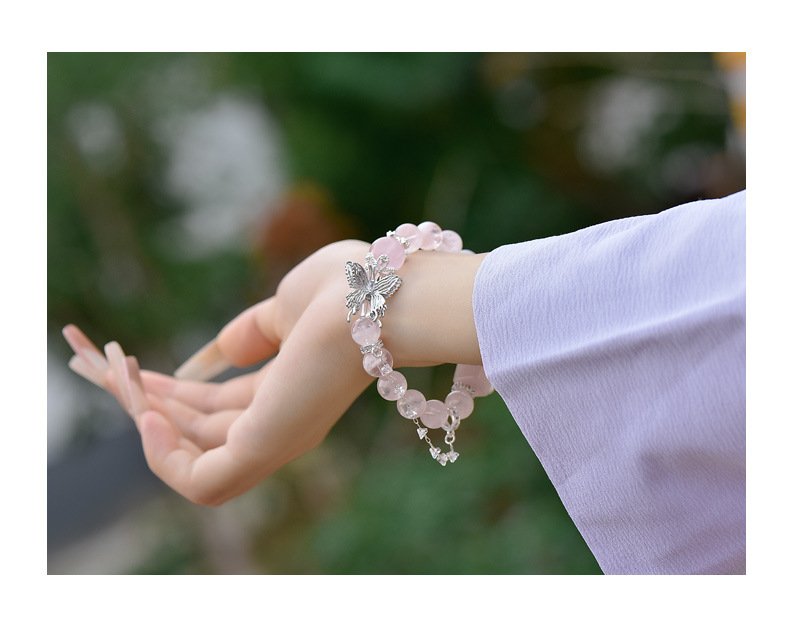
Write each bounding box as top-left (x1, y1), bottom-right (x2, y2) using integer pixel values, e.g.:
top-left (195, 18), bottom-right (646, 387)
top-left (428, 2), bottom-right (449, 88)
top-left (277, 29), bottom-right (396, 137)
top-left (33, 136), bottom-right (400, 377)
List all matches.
top-left (66, 101), bottom-right (126, 174)
top-left (155, 93), bottom-right (286, 257)
top-left (579, 77), bottom-right (679, 174)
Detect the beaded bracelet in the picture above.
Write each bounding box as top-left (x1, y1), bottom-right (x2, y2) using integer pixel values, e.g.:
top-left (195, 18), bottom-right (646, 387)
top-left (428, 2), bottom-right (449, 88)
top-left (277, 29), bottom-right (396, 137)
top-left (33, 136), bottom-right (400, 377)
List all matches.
top-left (345, 221), bottom-right (494, 466)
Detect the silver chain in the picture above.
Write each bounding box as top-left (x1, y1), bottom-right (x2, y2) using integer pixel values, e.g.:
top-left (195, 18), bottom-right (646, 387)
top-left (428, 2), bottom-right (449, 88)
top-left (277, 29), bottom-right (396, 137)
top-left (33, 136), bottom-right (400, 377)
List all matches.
top-left (410, 412), bottom-right (460, 466)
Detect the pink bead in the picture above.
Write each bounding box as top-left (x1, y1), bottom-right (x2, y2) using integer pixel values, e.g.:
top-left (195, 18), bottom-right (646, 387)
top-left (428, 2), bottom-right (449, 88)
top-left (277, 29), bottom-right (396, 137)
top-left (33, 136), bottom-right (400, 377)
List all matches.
top-left (370, 235), bottom-right (406, 270)
top-left (453, 364), bottom-right (494, 397)
top-left (395, 223), bottom-right (421, 254)
top-left (420, 399), bottom-right (449, 429)
top-left (351, 317), bottom-right (380, 346)
top-left (417, 221), bottom-right (442, 250)
top-left (445, 389), bottom-right (474, 419)
top-left (362, 348), bottom-right (394, 377)
top-left (437, 229), bottom-right (463, 252)
top-left (377, 370), bottom-right (407, 401)
top-left (397, 389), bottom-right (427, 419)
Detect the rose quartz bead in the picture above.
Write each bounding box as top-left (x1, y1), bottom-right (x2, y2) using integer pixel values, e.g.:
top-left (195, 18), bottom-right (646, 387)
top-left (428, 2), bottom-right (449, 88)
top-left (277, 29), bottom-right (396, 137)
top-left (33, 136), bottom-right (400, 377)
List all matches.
top-left (370, 235), bottom-right (406, 270)
top-left (363, 348), bottom-right (394, 377)
top-left (351, 317), bottom-right (380, 346)
top-left (395, 222), bottom-right (421, 254)
top-left (397, 389), bottom-right (427, 419)
top-left (437, 229), bottom-right (463, 252)
top-left (420, 399), bottom-right (449, 429)
top-left (417, 221), bottom-right (442, 250)
top-left (377, 370), bottom-right (407, 401)
top-left (445, 389), bottom-right (474, 419)
top-left (453, 364), bottom-right (494, 397)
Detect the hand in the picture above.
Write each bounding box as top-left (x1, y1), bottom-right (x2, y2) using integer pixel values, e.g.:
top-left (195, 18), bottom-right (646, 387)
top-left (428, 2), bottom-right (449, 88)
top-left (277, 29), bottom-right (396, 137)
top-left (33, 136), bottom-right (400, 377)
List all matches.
top-left (63, 239), bottom-right (486, 506)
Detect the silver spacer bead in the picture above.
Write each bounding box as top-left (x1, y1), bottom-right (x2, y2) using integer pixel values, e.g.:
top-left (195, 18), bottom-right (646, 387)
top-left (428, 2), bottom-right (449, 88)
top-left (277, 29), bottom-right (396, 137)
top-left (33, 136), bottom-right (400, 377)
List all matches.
top-left (452, 382), bottom-right (476, 396)
top-left (385, 230), bottom-right (411, 248)
top-left (360, 340), bottom-right (384, 356)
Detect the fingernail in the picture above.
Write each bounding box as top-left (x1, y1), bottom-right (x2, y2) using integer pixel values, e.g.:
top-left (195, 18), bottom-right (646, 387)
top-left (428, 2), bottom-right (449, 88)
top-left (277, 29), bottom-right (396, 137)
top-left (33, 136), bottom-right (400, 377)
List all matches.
top-left (105, 341), bottom-right (133, 414)
top-left (174, 340), bottom-right (231, 381)
top-left (63, 325), bottom-right (110, 372)
top-left (68, 355), bottom-right (104, 388)
top-left (85, 348), bottom-right (110, 372)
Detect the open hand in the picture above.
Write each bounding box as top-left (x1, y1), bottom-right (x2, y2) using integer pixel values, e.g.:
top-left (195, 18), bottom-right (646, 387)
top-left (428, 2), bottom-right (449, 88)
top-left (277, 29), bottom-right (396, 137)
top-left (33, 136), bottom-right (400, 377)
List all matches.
top-left (63, 239), bottom-right (375, 505)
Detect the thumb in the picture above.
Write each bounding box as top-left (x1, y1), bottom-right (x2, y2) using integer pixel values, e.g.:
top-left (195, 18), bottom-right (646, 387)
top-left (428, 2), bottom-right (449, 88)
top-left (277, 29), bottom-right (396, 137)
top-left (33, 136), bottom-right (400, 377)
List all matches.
top-left (174, 298), bottom-right (281, 381)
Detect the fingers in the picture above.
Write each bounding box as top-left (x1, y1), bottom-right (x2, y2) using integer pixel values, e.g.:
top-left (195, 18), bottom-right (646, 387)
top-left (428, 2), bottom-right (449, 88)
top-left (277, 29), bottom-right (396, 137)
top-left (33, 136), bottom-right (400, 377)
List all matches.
top-left (138, 296), bottom-right (363, 505)
top-left (147, 394), bottom-right (241, 450)
top-left (140, 368), bottom-right (263, 413)
top-left (63, 322), bottom-right (260, 449)
top-left (68, 355), bottom-right (104, 388)
top-left (104, 341), bottom-right (133, 414)
top-left (63, 325), bottom-right (131, 413)
top-left (63, 325), bottom-right (152, 420)
top-left (218, 298), bottom-right (281, 367)
top-left (125, 355), bottom-right (151, 418)
top-left (174, 298), bottom-right (280, 381)
top-left (172, 339), bottom-right (231, 382)
top-left (137, 410), bottom-right (259, 505)
top-left (63, 324), bottom-right (257, 504)
top-left (63, 324), bottom-right (110, 385)
top-left (62, 324), bottom-right (109, 371)
top-left (222, 294), bottom-right (372, 468)
top-left (139, 364), bottom-right (275, 449)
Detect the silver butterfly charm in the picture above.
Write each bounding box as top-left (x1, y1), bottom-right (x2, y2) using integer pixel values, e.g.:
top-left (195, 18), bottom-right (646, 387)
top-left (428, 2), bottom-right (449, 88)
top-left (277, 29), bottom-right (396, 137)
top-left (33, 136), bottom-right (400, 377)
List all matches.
top-left (345, 253), bottom-right (402, 322)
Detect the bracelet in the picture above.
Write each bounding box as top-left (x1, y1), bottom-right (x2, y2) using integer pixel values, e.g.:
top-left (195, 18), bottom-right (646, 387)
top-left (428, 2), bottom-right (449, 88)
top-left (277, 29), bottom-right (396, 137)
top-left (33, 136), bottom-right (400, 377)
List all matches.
top-left (345, 221), bottom-right (494, 466)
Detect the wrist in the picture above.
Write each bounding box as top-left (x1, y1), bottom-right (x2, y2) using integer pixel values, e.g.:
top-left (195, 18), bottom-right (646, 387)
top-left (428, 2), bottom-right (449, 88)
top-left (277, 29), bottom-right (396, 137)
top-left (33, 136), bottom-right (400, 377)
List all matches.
top-left (383, 250), bottom-right (487, 367)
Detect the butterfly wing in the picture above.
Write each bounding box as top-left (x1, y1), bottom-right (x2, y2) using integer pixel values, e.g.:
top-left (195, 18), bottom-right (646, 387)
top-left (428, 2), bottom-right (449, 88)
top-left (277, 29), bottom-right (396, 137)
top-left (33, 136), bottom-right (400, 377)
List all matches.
top-left (345, 261), bottom-right (369, 290)
top-left (368, 273), bottom-right (402, 320)
top-left (373, 273), bottom-right (402, 300)
top-left (368, 291), bottom-right (386, 319)
top-left (346, 288), bottom-right (366, 311)
top-left (345, 261), bottom-right (371, 313)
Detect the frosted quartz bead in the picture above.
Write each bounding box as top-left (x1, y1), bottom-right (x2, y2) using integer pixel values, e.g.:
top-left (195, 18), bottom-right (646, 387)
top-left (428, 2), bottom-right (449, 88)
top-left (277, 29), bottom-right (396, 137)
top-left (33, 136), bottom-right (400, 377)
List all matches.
top-left (362, 349), bottom-right (394, 377)
top-left (437, 229), bottom-right (463, 252)
top-left (377, 370), bottom-right (407, 401)
top-left (395, 222), bottom-right (421, 254)
top-left (397, 389), bottom-right (427, 419)
top-left (417, 221), bottom-right (442, 250)
top-left (370, 235), bottom-right (406, 269)
top-left (420, 399), bottom-right (449, 429)
top-left (351, 317), bottom-right (380, 346)
top-left (445, 389), bottom-right (474, 419)
top-left (453, 364), bottom-right (494, 397)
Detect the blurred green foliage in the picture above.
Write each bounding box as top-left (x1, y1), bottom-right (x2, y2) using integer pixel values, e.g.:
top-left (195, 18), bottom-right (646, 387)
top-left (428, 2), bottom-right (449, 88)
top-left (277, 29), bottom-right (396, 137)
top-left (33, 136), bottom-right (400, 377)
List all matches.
top-left (48, 52), bottom-right (744, 574)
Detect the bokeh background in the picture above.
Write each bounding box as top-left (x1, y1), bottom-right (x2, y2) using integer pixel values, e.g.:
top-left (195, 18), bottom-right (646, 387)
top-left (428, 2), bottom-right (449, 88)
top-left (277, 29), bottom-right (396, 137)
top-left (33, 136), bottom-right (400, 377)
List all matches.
top-left (47, 52), bottom-right (745, 574)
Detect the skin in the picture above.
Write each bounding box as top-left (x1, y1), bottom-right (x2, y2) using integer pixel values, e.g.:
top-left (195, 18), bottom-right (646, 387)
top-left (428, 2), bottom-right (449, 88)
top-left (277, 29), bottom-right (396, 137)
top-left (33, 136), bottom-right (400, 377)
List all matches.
top-left (62, 240), bottom-right (487, 506)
